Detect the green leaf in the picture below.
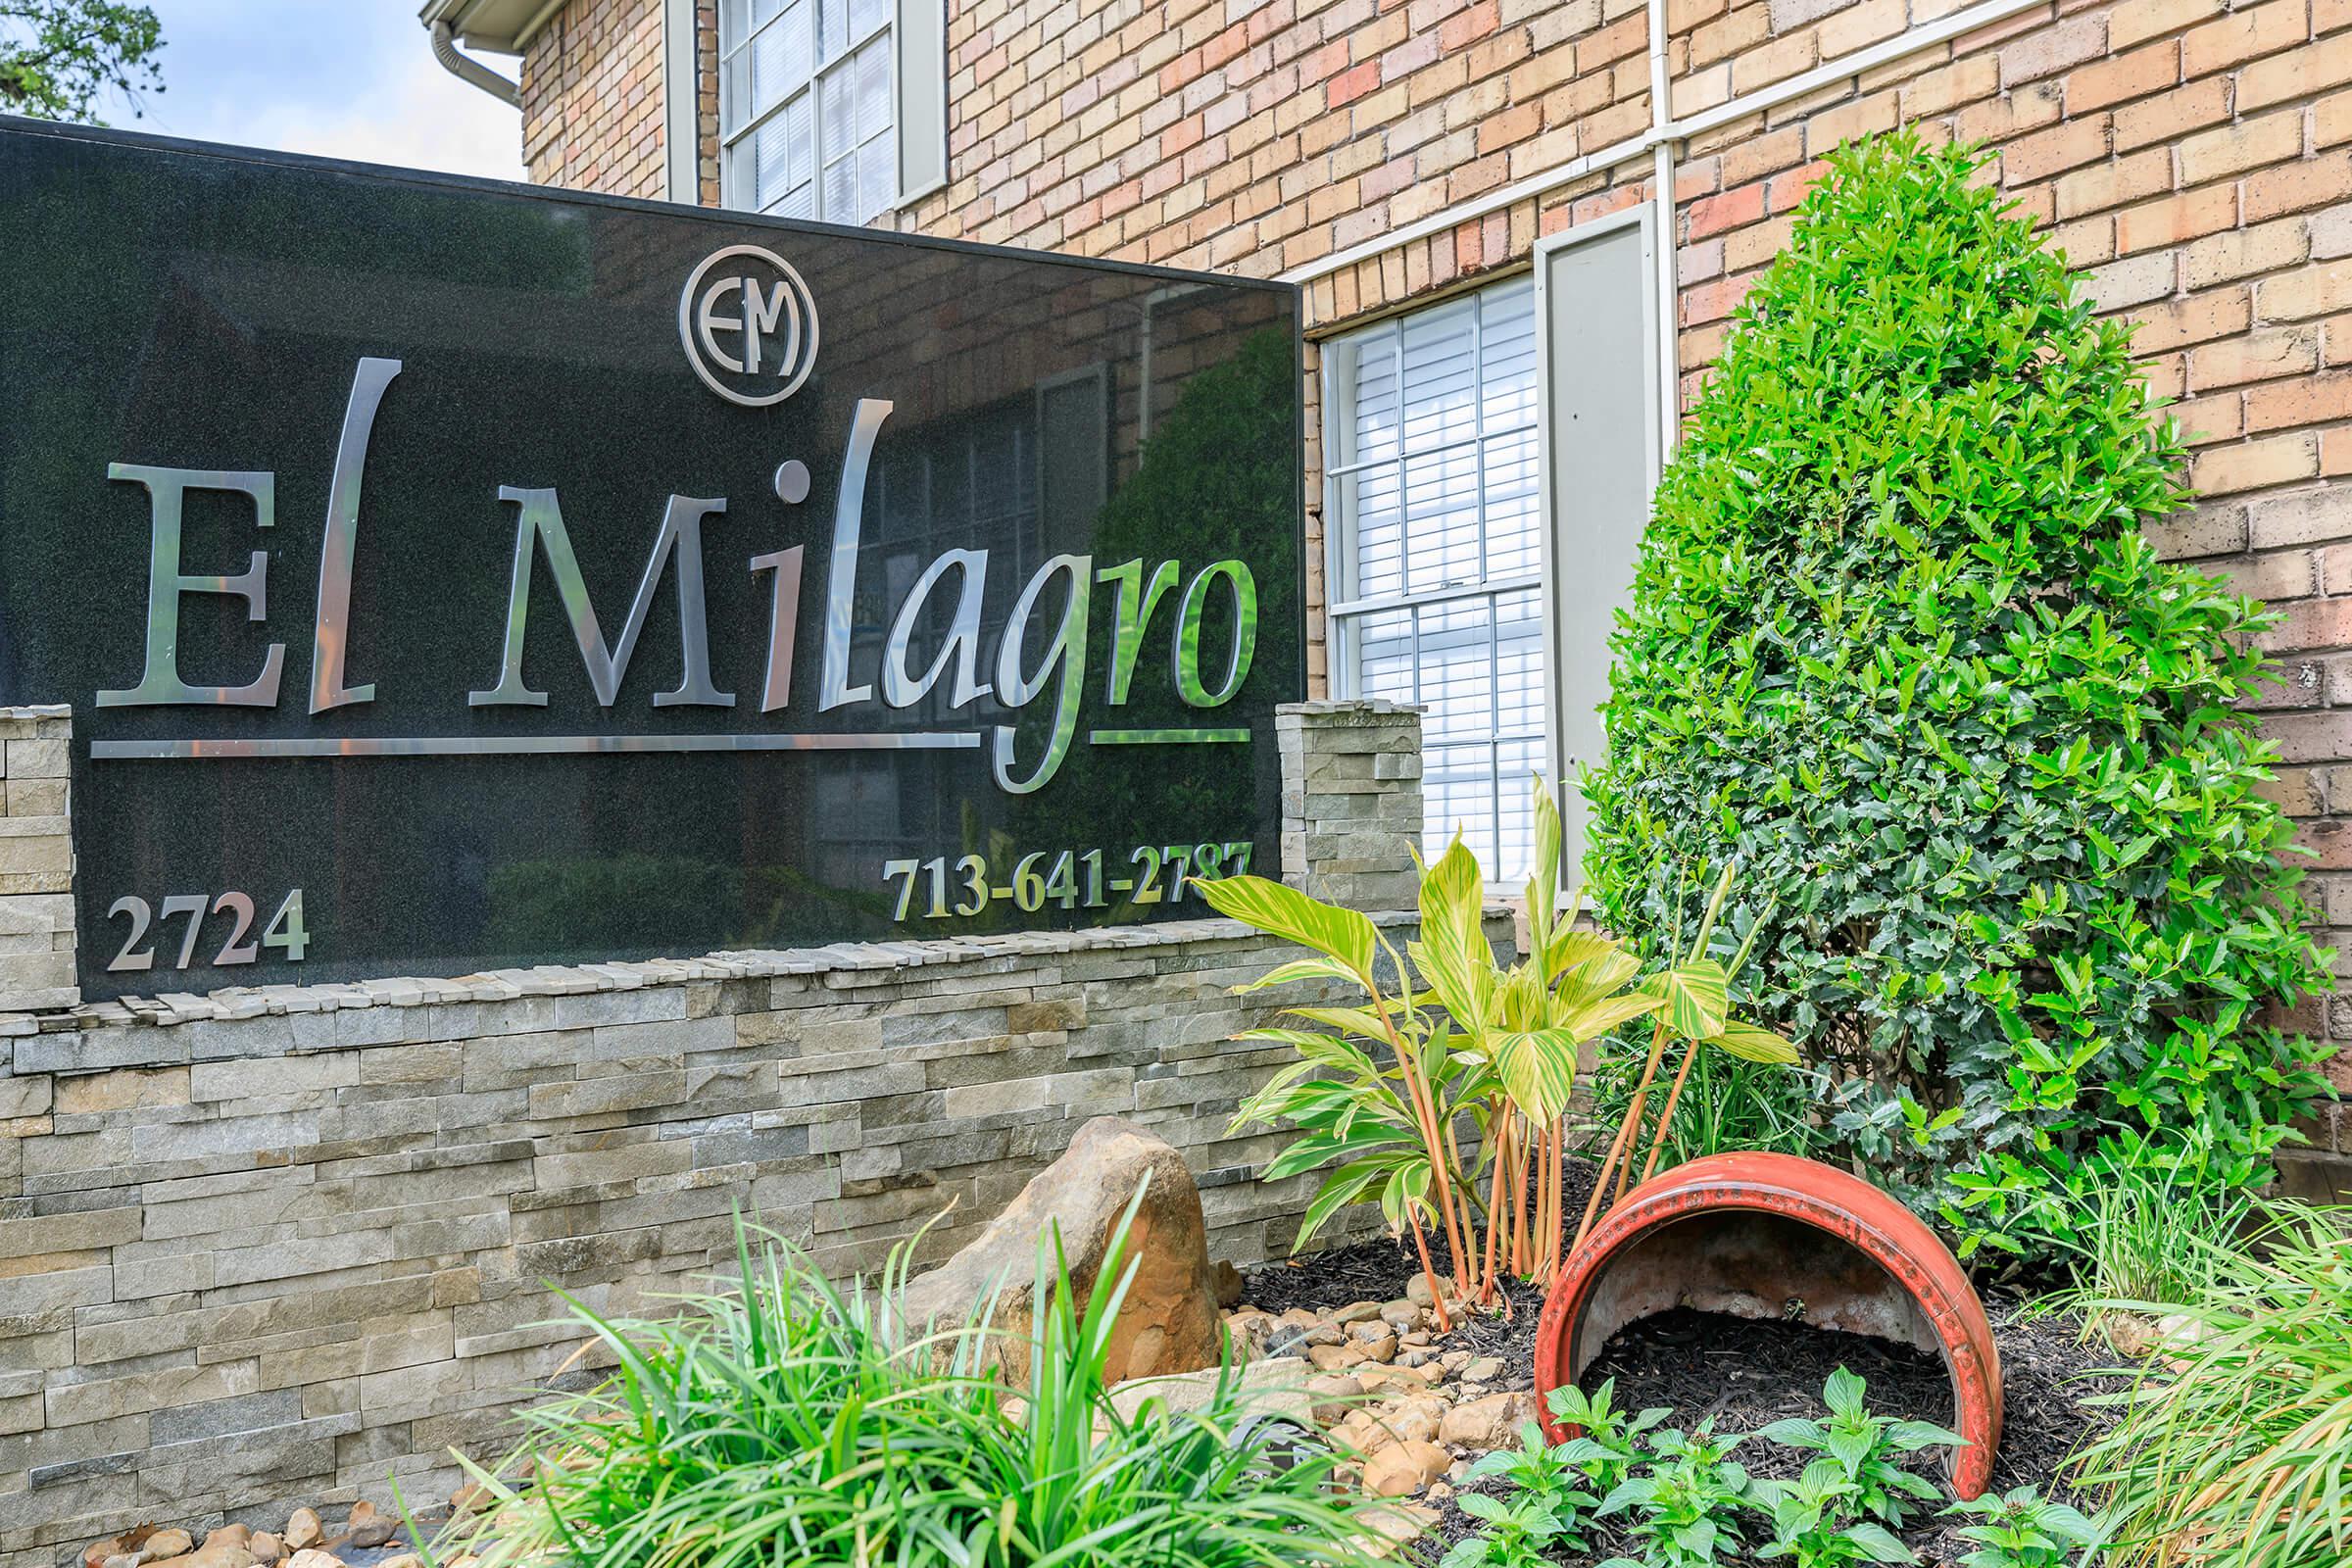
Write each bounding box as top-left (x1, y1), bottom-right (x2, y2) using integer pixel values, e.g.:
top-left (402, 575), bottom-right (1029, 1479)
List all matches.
top-left (1415, 836), bottom-right (1495, 1030)
top-left (1495, 1027), bottom-right (1581, 1122)
top-left (1707, 1017), bottom-right (1802, 1064)
top-left (1845, 1522), bottom-right (1917, 1563)
top-left (1197, 874), bottom-right (1375, 974)
top-left (1824, 1366), bottom-right (1867, 1417)
top-left (1643, 958), bottom-right (1731, 1041)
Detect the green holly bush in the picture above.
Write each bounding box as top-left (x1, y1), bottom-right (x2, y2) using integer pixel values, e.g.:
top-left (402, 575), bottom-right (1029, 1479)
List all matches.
top-left (1584, 132), bottom-right (2333, 1255)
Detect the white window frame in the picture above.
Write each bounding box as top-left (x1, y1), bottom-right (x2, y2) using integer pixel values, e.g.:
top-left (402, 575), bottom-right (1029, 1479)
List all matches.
top-left (716, 0), bottom-right (947, 224)
top-left (1319, 275), bottom-right (1549, 882)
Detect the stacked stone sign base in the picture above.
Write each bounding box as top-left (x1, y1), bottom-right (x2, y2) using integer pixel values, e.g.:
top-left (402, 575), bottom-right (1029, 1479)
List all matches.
top-left (0, 703), bottom-right (1503, 1568)
top-left (0, 710), bottom-right (74, 1012)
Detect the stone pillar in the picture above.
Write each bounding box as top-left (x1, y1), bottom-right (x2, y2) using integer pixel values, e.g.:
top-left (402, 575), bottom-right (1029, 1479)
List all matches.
top-left (0, 706), bottom-right (77, 1011)
top-left (1276, 699), bottom-right (1423, 911)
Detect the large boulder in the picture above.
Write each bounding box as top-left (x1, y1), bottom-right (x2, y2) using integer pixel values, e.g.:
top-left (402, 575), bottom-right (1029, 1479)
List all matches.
top-left (897, 1116), bottom-right (1227, 1385)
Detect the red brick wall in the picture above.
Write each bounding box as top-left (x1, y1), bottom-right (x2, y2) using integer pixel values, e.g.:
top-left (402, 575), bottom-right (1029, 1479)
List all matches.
top-left (522, 0), bottom-right (720, 202)
top-left (514, 0), bottom-right (2352, 1197)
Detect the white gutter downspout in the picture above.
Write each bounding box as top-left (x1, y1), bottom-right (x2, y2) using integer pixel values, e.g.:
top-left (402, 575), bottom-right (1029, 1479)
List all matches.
top-left (662, 0), bottom-right (699, 203)
top-left (428, 19), bottom-right (521, 108)
top-left (1646, 0), bottom-right (1680, 459)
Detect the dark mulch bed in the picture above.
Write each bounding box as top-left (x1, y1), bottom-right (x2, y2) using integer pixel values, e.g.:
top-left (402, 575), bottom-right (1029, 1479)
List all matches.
top-left (1242, 1204), bottom-right (2130, 1568)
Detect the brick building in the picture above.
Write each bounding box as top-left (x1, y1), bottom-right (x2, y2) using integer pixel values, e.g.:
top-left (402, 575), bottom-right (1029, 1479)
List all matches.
top-left (424, 0), bottom-right (2352, 1197)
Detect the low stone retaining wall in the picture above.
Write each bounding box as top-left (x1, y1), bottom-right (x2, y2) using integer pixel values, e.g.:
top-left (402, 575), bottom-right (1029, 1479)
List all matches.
top-left (0, 700), bottom-right (1493, 1566)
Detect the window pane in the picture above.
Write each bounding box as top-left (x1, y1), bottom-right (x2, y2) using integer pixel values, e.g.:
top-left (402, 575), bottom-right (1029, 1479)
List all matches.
top-left (1344, 464), bottom-right (1402, 603)
top-left (823, 152), bottom-right (858, 221)
top-left (1353, 611), bottom-right (1416, 703)
top-left (1494, 740), bottom-right (1544, 881)
top-left (721, 0), bottom-right (753, 49)
top-left (820, 57), bottom-right (855, 159)
top-left (1481, 284), bottom-right (1539, 430)
top-left (860, 124), bottom-right (896, 220)
top-left (858, 36), bottom-right (892, 143)
top-left (1332, 276), bottom-right (1546, 875)
top-left (754, 0), bottom-right (785, 25)
top-left (1416, 596), bottom-right (1493, 745)
top-left (1400, 304), bottom-right (1477, 453)
top-left (819, 0), bottom-right (849, 59)
top-left (1402, 443), bottom-right (1480, 595)
top-left (1347, 339), bottom-right (1398, 468)
top-left (766, 93), bottom-right (823, 210)
top-left (751, 2), bottom-right (811, 114)
top-left (1425, 743), bottom-right (1495, 869)
top-left (1483, 427), bottom-right (1540, 580)
top-left (722, 48), bottom-right (750, 133)
top-left (851, 0), bottom-right (889, 44)
top-left (756, 95), bottom-right (813, 215)
top-left (1495, 588), bottom-right (1544, 738)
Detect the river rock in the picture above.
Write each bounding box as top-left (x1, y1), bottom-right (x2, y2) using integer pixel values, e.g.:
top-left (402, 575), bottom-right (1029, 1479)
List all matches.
top-left (1106, 1359), bottom-right (1315, 1429)
top-left (895, 1117), bottom-right (1227, 1385)
top-left (285, 1550), bottom-right (343, 1568)
top-left (250, 1536), bottom-right (282, 1565)
top-left (1356, 1501), bottom-right (1440, 1559)
top-left (1357, 1362), bottom-right (1440, 1395)
top-left (1378, 1394), bottom-right (1447, 1446)
top-left (1441, 1391), bottom-right (1538, 1449)
top-left (1363, 1439), bottom-right (1452, 1496)
top-left (146, 1544), bottom-right (256, 1568)
top-left (1305, 1373), bottom-right (1362, 1424)
top-left (1379, 1299), bottom-right (1421, 1330)
top-left (1209, 1259), bottom-right (1246, 1308)
top-left (282, 1513), bottom-right (320, 1552)
top-left (1462, 1356), bottom-right (1503, 1384)
top-left (334, 1503), bottom-right (395, 1551)
top-left (141, 1533), bottom-right (194, 1562)
top-left (87, 1530), bottom-right (158, 1568)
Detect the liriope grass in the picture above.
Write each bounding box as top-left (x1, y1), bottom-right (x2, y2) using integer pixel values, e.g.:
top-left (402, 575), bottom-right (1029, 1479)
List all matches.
top-left (431, 1185), bottom-right (1388, 1568)
top-left (2075, 1202), bottom-right (2352, 1568)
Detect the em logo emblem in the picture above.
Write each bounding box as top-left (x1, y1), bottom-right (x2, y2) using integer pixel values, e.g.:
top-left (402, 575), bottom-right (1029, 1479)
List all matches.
top-left (679, 243), bottom-right (820, 407)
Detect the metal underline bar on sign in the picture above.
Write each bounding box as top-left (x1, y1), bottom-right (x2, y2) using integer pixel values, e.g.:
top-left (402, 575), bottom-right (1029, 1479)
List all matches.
top-left (1085, 728), bottom-right (1251, 744)
top-left (89, 732), bottom-right (987, 760)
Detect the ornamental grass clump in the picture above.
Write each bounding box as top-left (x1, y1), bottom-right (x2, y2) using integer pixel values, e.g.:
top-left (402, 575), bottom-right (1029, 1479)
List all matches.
top-left (2075, 1203), bottom-right (2352, 1568)
top-left (431, 1189), bottom-right (1388, 1568)
top-left (1583, 131), bottom-right (2332, 1253)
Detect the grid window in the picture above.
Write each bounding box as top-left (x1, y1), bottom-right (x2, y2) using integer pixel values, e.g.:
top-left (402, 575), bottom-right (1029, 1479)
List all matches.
top-left (720, 0), bottom-right (896, 223)
top-left (1325, 279), bottom-right (1544, 880)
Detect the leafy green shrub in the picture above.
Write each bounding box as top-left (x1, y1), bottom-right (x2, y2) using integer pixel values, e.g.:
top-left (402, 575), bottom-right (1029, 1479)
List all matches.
top-left (435, 1192), bottom-right (1386, 1568)
top-left (1441, 1481), bottom-right (1593, 1568)
top-left (1544, 1377), bottom-right (1670, 1494)
top-left (2076, 1203), bottom-right (2352, 1568)
top-left (1747, 1465), bottom-right (1918, 1566)
top-left (1941, 1487), bottom-right (2106, 1568)
top-left (1755, 1366), bottom-right (1961, 1528)
top-left (1583, 130), bottom-right (2332, 1252)
top-left (1594, 1421), bottom-right (1756, 1568)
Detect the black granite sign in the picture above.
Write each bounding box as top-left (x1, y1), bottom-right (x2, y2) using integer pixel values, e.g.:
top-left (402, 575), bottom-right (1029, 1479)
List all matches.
top-left (0, 119), bottom-right (1303, 1001)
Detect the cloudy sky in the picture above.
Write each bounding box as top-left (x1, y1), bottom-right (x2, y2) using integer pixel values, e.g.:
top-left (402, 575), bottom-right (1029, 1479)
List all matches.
top-left (115, 1), bottom-right (526, 181)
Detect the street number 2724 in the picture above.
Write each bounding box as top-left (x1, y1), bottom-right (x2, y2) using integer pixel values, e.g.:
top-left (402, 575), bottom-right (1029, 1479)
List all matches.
top-left (105, 889), bottom-right (310, 973)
